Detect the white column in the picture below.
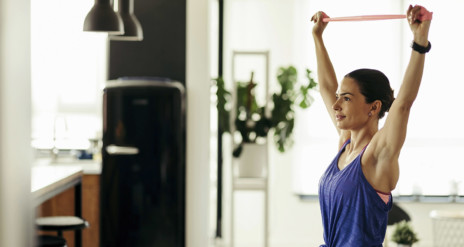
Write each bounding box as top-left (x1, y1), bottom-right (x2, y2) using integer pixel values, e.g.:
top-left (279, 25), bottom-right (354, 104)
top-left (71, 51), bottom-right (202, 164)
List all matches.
top-left (186, 0), bottom-right (211, 246)
top-left (0, 0), bottom-right (33, 246)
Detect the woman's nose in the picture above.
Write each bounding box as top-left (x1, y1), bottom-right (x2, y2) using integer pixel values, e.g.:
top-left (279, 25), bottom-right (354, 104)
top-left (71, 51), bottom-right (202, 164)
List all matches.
top-left (332, 99), bottom-right (341, 111)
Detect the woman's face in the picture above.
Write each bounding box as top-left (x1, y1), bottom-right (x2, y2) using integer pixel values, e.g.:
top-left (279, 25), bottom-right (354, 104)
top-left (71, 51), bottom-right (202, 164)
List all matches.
top-left (332, 77), bottom-right (372, 130)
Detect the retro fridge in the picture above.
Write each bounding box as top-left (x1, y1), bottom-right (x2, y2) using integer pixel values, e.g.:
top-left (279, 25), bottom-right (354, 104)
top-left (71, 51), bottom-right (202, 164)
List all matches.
top-left (100, 78), bottom-right (185, 247)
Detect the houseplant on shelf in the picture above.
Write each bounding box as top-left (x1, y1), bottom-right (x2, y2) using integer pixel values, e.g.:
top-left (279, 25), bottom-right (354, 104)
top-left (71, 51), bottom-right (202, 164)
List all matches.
top-left (391, 220), bottom-right (419, 247)
top-left (213, 65), bottom-right (317, 177)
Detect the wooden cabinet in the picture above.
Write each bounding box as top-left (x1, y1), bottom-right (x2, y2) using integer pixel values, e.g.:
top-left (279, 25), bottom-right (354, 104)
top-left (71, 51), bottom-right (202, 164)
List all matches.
top-left (37, 174), bottom-right (100, 247)
top-left (82, 175), bottom-right (100, 247)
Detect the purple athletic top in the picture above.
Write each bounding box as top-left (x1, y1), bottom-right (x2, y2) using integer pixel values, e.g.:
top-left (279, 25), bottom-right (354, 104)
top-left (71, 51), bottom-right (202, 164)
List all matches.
top-left (318, 139), bottom-right (392, 247)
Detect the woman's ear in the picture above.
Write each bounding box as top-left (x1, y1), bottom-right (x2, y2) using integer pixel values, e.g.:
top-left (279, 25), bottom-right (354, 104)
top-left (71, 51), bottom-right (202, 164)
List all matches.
top-left (371, 100), bottom-right (382, 115)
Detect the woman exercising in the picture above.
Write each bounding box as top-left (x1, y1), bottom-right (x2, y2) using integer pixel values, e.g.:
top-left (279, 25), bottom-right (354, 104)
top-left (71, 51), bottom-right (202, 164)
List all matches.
top-left (311, 5), bottom-right (432, 246)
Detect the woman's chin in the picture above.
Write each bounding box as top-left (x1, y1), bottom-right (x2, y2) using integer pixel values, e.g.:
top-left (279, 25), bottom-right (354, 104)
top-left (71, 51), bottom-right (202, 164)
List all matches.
top-left (337, 123), bottom-right (348, 130)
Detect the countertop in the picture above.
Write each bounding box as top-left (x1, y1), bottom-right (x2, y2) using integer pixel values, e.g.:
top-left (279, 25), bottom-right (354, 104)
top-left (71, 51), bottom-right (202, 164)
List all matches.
top-left (31, 165), bottom-right (84, 206)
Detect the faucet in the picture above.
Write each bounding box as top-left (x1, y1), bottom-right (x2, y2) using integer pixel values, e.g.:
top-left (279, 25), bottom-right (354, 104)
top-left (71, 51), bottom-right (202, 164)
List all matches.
top-left (51, 115), bottom-right (68, 161)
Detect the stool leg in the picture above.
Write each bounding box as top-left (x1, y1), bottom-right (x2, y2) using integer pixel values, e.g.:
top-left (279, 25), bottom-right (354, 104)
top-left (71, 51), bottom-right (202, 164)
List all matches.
top-left (75, 183), bottom-right (82, 247)
top-left (75, 230), bottom-right (82, 247)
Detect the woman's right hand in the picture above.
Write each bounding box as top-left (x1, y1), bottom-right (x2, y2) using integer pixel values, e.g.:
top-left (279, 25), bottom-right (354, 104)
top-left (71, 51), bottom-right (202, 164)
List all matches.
top-left (311, 11), bottom-right (329, 37)
top-left (407, 5), bottom-right (432, 46)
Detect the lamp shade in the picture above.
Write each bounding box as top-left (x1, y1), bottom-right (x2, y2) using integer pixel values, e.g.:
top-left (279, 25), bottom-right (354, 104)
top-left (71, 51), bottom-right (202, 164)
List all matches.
top-left (83, 0), bottom-right (124, 34)
top-left (109, 0), bottom-right (143, 41)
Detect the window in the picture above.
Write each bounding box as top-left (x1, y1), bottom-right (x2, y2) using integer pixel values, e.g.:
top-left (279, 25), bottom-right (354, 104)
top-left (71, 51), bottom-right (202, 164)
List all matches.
top-left (31, 0), bottom-right (107, 151)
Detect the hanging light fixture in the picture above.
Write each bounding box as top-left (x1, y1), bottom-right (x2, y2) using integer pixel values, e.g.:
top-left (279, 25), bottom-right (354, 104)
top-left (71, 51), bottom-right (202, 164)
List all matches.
top-left (109, 0), bottom-right (143, 41)
top-left (83, 0), bottom-right (124, 34)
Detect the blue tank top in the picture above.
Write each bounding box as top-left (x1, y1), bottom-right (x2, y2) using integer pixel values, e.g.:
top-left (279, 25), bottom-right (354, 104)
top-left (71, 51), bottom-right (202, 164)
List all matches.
top-left (319, 139), bottom-right (392, 247)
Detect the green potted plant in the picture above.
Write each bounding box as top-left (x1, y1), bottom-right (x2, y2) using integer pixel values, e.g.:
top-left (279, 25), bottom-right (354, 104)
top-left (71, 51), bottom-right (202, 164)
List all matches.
top-left (391, 220), bottom-right (419, 247)
top-left (213, 65), bottom-right (318, 158)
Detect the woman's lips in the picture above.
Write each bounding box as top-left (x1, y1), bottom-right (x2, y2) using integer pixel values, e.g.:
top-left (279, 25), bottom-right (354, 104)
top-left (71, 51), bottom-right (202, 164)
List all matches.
top-left (336, 114), bottom-right (345, 121)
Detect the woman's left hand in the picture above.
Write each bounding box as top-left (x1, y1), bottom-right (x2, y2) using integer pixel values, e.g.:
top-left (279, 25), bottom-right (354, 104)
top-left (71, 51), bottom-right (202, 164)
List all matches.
top-left (407, 5), bottom-right (432, 46)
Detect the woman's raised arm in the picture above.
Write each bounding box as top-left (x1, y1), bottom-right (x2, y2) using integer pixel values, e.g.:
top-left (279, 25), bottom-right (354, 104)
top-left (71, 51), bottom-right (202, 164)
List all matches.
top-left (375, 5), bottom-right (432, 166)
top-left (311, 11), bottom-right (348, 142)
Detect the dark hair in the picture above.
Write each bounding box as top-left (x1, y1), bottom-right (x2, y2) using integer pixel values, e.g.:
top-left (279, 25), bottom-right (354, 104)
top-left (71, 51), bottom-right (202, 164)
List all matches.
top-left (345, 68), bottom-right (394, 119)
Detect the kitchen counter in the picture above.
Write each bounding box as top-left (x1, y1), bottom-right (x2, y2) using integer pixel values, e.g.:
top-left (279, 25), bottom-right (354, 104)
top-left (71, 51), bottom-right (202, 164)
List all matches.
top-left (31, 165), bottom-right (84, 207)
top-left (32, 164), bottom-right (86, 247)
top-left (33, 158), bottom-right (102, 247)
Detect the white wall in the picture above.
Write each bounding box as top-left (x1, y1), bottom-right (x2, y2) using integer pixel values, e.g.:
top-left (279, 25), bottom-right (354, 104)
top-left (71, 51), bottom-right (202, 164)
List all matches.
top-left (268, 151), bottom-right (324, 247)
top-left (0, 0), bottom-right (33, 246)
top-left (186, 0), bottom-right (212, 246)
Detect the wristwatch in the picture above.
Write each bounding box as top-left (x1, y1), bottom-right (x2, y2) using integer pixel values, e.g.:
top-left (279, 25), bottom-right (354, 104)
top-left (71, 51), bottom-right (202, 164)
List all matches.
top-left (411, 41), bottom-right (431, 54)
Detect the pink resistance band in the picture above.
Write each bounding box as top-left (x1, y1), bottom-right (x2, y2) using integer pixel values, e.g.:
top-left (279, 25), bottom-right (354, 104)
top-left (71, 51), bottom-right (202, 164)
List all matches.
top-left (323, 6), bottom-right (433, 22)
top-left (323, 14), bottom-right (406, 22)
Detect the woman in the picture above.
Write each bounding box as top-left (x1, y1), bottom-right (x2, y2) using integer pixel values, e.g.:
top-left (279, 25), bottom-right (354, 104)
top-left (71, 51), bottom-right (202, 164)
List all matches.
top-left (310, 5), bottom-right (432, 246)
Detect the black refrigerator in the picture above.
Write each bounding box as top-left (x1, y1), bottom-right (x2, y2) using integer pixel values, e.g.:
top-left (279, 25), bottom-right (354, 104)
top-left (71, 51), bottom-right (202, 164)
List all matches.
top-left (100, 78), bottom-right (185, 247)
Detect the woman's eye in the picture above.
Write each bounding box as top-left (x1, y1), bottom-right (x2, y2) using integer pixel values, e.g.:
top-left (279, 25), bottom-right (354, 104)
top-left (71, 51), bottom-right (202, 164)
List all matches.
top-left (344, 97), bottom-right (350, 101)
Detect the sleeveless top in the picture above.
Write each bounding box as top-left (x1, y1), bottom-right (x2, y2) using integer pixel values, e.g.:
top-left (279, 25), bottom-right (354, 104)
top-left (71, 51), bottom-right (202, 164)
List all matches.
top-left (319, 139), bottom-right (392, 247)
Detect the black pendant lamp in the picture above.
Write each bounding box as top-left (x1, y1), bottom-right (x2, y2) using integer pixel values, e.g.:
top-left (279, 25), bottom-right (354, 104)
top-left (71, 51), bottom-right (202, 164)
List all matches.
top-left (83, 0), bottom-right (124, 34)
top-left (109, 0), bottom-right (143, 41)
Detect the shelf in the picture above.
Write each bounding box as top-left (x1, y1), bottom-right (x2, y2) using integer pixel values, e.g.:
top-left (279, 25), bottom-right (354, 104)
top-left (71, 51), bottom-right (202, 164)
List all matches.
top-left (233, 177), bottom-right (267, 190)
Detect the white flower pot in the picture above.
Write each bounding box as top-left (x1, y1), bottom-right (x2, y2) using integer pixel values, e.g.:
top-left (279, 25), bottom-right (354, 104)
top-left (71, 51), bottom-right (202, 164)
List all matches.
top-left (236, 143), bottom-right (267, 178)
top-left (397, 244), bottom-right (412, 247)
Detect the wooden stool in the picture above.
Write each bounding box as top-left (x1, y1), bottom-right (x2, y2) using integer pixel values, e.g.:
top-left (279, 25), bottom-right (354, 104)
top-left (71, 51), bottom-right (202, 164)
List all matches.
top-left (36, 216), bottom-right (89, 246)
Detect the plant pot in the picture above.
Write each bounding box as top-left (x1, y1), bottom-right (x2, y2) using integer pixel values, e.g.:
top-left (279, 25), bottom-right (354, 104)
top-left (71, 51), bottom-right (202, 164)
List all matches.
top-left (397, 244), bottom-right (412, 247)
top-left (236, 143), bottom-right (267, 178)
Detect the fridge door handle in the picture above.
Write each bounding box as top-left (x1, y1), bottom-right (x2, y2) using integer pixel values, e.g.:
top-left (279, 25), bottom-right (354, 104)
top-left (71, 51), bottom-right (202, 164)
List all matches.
top-left (106, 145), bottom-right (139, 155)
